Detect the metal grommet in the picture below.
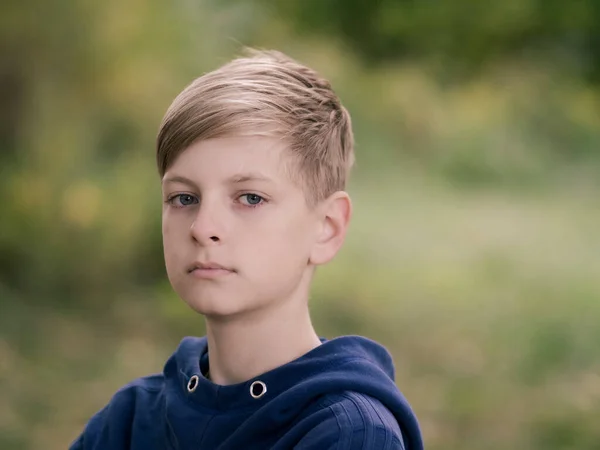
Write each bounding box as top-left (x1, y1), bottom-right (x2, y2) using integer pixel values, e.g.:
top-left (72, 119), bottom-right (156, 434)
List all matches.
top-left (250, 380), bottom-right (267, 399)
top-left (187, 375), bottom-right (199, 393)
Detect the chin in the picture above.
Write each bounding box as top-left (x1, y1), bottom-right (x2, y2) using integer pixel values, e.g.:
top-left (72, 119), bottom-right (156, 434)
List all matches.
top-left (180, 289), bottom-right (249, 318)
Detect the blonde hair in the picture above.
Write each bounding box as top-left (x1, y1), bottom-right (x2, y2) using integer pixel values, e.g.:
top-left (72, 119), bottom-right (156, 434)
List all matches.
top-left (156, 49), bottom-right (354, 205)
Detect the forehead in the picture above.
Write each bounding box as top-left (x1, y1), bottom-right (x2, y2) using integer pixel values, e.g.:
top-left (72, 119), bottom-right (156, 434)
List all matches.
top-left (167, 136), bottom-right (293, 177)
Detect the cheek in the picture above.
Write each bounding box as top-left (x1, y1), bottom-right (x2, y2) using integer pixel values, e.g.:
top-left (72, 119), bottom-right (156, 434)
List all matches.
top-left (162, 213), bottom-right (189, 243)
top-left (161, 214), bottom-right (172, 240)
top-left (162, 219), bottom-right (183, 267)
top-left (257, 211), bottom-right (314, 261)
top-left (161, 222), bottom-right (173, 253)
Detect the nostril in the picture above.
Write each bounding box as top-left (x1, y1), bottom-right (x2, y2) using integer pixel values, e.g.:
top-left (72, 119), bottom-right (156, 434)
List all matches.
top-left (210, 236), bottom-right (219, 242)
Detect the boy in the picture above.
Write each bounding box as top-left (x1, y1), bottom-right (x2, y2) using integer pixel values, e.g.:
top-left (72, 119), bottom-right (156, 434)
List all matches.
top-left (70, 49), bottom-right (423, 450)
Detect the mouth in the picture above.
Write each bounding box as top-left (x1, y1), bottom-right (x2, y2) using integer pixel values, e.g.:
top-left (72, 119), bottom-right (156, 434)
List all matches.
top-left (187, 261), bottom-right (235, 279)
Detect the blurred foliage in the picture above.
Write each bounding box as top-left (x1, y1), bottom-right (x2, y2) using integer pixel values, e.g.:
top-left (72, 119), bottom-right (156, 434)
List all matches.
top-left (1, 1), bottom-right (600, 449)
top-left (258, 0), bottom-right (600, 82)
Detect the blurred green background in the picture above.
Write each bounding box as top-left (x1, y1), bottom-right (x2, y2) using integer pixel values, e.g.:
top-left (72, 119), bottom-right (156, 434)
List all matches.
top-left (1, 1), bottom-right (600, 449)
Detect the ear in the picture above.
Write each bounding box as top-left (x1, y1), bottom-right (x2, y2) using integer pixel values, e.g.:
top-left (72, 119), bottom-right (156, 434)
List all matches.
top-left (309, 191), bottom-right (352, 266)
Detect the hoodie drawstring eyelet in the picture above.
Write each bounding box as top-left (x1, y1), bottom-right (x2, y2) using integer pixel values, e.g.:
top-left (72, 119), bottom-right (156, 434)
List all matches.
top-left (250, 381), bottom-right (267, 399)
top-left (187, 375), bottom-right (199, 393)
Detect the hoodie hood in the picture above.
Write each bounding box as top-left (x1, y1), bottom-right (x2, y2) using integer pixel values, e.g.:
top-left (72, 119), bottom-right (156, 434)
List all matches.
top-left (164, 335), bottom-right (423, 449)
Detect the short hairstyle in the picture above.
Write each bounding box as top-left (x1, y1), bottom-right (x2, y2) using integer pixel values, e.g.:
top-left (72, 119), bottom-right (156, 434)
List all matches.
top-left (156, 49), bottom-right (354, 205)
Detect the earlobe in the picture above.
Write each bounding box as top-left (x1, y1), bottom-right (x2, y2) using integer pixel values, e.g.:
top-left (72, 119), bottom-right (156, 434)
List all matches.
top-left (309, 192), bottom-right (352, 266)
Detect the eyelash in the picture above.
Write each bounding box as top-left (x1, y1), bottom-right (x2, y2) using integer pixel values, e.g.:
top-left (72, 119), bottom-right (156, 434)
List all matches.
top-left (165, 193), bottom-right (267, 209)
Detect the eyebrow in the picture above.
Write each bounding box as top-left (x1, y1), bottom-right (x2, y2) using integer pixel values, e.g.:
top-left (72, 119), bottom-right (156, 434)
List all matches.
top-left (228, 172), bottom-right (273, 184)
top-left (162, 175), bottom-right (199, 190)
top-left (161, 173), bottom-right (273, 188)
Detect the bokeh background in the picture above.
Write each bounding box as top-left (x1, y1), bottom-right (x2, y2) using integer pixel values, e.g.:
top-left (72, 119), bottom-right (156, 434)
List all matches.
top-left (1, 1), bottom-right (600, 449)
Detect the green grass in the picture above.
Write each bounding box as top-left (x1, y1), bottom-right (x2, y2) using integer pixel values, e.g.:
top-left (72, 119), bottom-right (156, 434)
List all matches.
top-left (311, 175), bottom-right (600, 449)
top-left (2, 173), bottom-right (599, 449)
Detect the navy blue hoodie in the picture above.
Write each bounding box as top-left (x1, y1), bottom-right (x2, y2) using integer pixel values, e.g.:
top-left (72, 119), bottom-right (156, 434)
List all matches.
top-left (70, 335), bottom-right (423, 449)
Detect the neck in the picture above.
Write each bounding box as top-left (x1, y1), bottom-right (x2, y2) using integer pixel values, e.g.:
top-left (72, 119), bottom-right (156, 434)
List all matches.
top-left (204, 278), bottom-right (321, 385)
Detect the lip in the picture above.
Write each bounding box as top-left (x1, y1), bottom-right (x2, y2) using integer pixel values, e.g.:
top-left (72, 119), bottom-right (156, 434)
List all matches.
top-left (187, 261), bottom-right (235, 279)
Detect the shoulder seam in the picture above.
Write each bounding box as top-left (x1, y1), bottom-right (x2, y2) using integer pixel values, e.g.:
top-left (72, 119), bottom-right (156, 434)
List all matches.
top-left (332, 391), bottom-right (402, 449)
top-left (329, 404), bottom-right (343, 450)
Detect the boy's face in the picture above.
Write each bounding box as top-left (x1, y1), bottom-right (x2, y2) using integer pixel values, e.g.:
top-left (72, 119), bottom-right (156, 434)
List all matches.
top-left (161, 136), bottom-right (339, 318)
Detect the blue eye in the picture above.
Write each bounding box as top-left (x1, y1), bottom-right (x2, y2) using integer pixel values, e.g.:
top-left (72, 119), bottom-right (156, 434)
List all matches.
top-left (240, 193), bottom-right (264, 206)
top-left (179, 194), bottom-right (197, 205)
top-left (168, 194), bottom-right (198, 207)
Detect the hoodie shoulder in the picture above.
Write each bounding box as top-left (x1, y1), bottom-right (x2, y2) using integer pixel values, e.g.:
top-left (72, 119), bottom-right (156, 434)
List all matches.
top-left (69, 374), bottom-right (166, 450)
top-left (295, 392), bottom-right (405, 450)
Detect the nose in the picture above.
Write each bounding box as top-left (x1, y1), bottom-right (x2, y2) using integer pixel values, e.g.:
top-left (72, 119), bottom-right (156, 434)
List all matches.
top-left (189, 199), bottom-right (225, 246)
